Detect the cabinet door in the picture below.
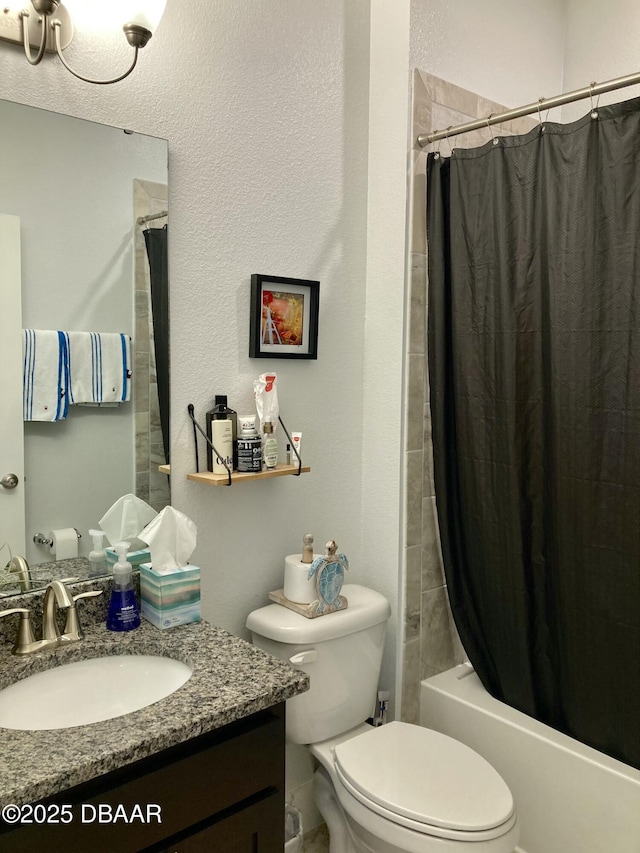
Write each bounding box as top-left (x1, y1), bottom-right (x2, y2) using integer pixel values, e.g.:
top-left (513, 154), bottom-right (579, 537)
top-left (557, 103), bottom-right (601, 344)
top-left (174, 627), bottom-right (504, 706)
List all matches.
top-left (166, 792), bottom-right (282, 853)
top-left (0, 706), bottom-right (285, 853)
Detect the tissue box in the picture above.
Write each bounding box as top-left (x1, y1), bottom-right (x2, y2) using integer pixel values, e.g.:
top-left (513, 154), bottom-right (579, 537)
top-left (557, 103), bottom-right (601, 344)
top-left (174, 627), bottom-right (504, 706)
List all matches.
top-left (139, 563), bottom-right (201, 630)
top-left (106, 547), bottom-right (151, 567)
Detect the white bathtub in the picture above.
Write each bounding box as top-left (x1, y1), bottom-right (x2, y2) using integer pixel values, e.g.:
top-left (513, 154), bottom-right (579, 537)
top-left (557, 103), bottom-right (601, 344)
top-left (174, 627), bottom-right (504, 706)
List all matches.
top-left (420, 664), bottom-right (640, 853)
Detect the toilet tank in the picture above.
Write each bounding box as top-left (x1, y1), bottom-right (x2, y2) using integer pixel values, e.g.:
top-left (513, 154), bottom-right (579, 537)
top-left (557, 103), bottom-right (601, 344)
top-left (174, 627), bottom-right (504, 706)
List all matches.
top-left (246, 584), bottom-right (390, 744)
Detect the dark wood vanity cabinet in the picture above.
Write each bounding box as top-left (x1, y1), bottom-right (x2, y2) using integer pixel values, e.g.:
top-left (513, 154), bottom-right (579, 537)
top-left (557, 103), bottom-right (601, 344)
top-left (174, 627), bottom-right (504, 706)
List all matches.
top-left (0, 703), bottom-right (285, 853)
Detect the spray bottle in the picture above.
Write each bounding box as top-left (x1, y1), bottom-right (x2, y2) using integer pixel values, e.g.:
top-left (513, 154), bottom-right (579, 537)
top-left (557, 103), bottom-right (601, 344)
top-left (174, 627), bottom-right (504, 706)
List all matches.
top-left (106, 542), bottom-right (141, 632)
top-left (88, 529), bottom-right (108, 577)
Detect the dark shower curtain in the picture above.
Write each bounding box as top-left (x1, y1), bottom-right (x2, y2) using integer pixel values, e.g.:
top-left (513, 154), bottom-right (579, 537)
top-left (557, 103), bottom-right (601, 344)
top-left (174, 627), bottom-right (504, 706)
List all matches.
top-left (144, 225), bottom-right (170, 465)
top-left (427, 97), bottom-right (640, 770)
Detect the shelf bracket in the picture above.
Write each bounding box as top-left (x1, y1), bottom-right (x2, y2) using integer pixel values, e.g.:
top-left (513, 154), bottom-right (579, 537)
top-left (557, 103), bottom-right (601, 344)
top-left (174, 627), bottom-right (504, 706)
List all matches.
top-left (278, 416), bottom-right (302, 475)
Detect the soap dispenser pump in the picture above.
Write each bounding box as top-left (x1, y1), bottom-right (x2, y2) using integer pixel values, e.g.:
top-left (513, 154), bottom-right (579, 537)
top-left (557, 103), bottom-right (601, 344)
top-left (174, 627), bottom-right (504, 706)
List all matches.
top-left (106, 542), bottom-right (141, 632)
top-left (88, 529), bottom-right (108, 577)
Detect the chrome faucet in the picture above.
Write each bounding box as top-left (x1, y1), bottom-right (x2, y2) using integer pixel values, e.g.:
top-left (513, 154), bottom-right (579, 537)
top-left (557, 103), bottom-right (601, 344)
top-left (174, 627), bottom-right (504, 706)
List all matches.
top-left (0, 580), bottom-right (102, 655)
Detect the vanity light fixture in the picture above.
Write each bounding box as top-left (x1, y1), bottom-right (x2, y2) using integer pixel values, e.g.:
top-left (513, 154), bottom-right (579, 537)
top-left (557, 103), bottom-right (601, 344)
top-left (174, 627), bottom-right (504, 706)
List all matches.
top-left (0, 0), bottom-right (166, 84)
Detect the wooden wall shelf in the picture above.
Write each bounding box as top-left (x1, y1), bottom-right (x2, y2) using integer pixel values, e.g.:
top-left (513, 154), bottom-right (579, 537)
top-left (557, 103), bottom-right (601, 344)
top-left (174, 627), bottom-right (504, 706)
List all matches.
top-left (186, 462), bottom-right (310, 486)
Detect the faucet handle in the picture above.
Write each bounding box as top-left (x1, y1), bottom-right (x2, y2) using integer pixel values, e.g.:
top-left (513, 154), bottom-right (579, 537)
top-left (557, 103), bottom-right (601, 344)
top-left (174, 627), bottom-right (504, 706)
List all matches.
top-left (73, 590), bottom-right (103, 603)
top-left (0, 607), bottom-right (37, 655)
top-left (0, 607), bottom-right (30, 618)
top-left (62, 590), bottom-right (103, 642)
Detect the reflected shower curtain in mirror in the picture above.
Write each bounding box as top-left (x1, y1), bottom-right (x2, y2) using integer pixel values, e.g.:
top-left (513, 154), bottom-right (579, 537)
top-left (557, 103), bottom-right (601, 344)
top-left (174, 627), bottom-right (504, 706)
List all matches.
top-left (144, 225), bottom-right (169, 465)
top-left (427, 97), bottom-right (640, 770)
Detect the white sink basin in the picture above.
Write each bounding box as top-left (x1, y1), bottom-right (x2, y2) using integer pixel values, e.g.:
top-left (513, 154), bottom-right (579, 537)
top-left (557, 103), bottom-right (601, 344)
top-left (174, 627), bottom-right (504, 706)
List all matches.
top-left (0, 655), bottom-right (192, 730)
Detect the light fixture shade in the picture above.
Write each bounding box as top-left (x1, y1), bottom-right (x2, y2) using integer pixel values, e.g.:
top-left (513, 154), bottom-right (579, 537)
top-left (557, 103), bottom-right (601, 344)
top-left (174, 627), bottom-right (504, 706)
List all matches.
top-left (63, 0), bottom-right (166, 34)
top-left (123, 0), bottom-right (167, 33)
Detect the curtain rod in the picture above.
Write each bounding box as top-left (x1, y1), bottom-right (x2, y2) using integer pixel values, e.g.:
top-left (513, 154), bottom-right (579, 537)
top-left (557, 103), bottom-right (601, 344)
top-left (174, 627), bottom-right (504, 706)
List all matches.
top-left (137, 210), bottom-right (168, 225)
top-left (417, 70), bottom-right (640, 147)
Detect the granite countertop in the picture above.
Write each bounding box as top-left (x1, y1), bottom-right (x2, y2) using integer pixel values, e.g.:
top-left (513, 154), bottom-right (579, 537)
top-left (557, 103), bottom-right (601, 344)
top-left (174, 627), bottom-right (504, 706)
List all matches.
top-left (0, 618), bottom-right (309, 806)
top-left (0, 557), bottom-right (93, 600)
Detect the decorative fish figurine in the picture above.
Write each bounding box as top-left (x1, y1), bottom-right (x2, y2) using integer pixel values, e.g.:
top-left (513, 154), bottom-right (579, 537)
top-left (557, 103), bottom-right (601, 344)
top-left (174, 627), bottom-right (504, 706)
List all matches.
top-left (308, 540), bottom-right (349, 615)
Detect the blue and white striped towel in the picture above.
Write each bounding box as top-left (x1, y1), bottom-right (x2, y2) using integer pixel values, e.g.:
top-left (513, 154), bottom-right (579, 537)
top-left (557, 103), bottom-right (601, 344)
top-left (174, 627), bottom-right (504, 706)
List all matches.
top-left (22, 329), bottom-right (69, 422)
top-left (65, 332), bottom-right (131, 405)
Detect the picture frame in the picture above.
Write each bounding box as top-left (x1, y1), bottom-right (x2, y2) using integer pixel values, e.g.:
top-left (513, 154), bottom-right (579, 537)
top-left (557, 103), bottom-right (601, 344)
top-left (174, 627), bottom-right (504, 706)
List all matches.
top-left (249, 274), bottom-right (319, 359)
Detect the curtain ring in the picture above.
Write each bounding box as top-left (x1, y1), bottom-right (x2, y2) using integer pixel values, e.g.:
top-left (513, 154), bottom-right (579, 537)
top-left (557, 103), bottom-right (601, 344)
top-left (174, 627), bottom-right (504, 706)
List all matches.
top-left (486, 115), bottom-right (494, 141)
top-left (590, 81), bottom-right (599, 118)
top-left (537, 96), bottom-right (550, 130)
top-left (444, 127), bottom-right (453, 157)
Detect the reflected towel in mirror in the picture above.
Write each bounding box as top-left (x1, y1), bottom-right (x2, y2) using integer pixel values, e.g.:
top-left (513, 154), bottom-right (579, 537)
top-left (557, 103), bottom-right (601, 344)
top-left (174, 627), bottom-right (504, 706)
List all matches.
top-left (22, 329), bottom-right (69, 422)
top-left (65, 331), bottom-right (131, 404)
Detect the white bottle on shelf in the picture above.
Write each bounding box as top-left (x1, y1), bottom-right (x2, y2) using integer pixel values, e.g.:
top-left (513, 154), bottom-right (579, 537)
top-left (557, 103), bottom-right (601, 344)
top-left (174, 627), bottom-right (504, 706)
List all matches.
top-left (211, 417), bottom-right (233, 474)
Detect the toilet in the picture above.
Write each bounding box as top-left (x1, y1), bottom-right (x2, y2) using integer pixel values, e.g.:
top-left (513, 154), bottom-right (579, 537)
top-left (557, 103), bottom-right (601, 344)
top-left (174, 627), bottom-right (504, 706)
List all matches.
top-left (246, 584), bottom-right (519, 853)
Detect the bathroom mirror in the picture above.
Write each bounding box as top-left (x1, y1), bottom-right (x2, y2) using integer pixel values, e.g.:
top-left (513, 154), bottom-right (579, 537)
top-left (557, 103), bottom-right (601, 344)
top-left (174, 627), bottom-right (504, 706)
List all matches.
top-left (0, 99), bottom-right (169, 593)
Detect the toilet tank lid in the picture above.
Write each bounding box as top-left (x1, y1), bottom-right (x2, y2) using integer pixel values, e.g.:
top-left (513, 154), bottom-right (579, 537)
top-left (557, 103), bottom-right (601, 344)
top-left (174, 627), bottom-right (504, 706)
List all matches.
top-left (246, 584), bottom-right (391, 644)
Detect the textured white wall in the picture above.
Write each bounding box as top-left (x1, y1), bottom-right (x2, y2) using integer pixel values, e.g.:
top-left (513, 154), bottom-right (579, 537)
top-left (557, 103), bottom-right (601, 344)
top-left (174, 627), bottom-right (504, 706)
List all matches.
top-left (157, 1), bottom-right (372, 638)
top-left (0, 1), bottom-right (373, 641)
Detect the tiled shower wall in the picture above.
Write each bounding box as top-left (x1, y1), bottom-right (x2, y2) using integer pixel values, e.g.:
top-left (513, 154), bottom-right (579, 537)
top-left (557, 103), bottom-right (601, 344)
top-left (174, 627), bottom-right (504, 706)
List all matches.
top-left (401, 70), bottom-right (536, 723)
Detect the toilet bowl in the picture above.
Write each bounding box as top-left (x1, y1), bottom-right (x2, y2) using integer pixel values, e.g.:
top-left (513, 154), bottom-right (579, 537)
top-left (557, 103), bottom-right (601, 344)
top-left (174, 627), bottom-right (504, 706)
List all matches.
top-left (246, 584), bottom-right (519, 853)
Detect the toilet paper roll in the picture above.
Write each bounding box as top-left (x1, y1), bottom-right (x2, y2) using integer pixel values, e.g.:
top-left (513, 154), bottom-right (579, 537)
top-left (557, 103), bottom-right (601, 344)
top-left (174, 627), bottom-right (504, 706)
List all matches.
top-left (283, 554), bottom-right (321, 604)
top-left (48, 528), bottom-right (79, 560)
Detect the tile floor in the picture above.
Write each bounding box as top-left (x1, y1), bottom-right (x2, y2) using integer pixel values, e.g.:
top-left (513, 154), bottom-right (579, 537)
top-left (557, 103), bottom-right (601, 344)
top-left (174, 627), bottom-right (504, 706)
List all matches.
top-left (301, 822), bottom-right (329, 852)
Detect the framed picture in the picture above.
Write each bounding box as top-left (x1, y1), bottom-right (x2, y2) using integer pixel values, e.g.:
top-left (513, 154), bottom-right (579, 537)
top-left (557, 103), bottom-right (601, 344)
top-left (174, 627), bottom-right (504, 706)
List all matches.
top-left (249, 274), bottom-right (319, 359)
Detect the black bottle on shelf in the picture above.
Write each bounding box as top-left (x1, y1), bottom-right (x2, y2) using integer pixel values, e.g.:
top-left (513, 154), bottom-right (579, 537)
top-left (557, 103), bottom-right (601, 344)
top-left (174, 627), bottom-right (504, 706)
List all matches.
top-left (205, 395), bottom-right (238, 471)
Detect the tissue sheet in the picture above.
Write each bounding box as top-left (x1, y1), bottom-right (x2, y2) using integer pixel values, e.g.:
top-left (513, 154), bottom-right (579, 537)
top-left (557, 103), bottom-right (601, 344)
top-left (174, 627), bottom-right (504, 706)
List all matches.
top-left (138, 506), bottom-right (197, 574)
top-left (99, 494), bottom-right (157, 550)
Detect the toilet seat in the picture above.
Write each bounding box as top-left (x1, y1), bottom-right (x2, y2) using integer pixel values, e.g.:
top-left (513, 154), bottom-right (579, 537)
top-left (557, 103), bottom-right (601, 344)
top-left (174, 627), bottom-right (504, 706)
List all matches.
top-left (333, 721), bottom-right (516, 843)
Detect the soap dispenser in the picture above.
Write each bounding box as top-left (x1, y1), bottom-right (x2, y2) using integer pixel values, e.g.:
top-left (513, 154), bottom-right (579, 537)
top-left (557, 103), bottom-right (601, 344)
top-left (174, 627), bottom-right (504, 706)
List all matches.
top-left (88, 529), bottom-right (108, 577)
top-left (106, 542), bottom-right (141, 632)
